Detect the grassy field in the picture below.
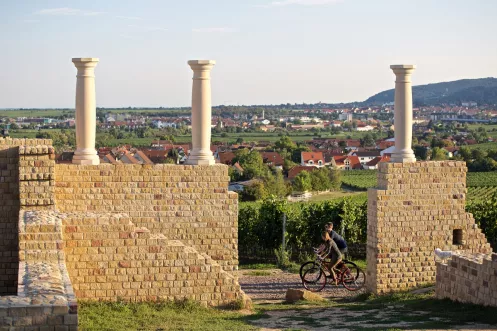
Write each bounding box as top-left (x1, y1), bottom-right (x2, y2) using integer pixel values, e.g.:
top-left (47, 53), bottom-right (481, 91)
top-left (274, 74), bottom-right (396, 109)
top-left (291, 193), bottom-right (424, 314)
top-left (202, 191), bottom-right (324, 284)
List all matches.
top-left (306, 191), bottom-right (365, 202)
top-left (466, 142), bottom-right (497, 150)
top-left (0, 109), bottom-right (73, 118)
top-left (79, 289), bottom-right (497, 331)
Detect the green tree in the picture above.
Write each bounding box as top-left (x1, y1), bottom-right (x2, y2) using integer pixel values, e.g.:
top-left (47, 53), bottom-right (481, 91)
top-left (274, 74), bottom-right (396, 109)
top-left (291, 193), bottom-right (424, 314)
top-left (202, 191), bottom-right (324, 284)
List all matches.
top-left (431, 147), bottom-right (447, 160)
top-left (263, 170), bottom-right (288, 198)
top-left (275, 136), bottom-right (297, 152)
top-left (234, 149), bottom-right (266, 179)
top-left (329, 167), bottom-right (342, 190)
top-left (360, 133), bottom-right (375, 147)
top-left (293, 171), bottom-right (312, 192)
top-left (458, 146), bottom-right (472, 162)
top-left (310, 168), bottom-right (332, 191)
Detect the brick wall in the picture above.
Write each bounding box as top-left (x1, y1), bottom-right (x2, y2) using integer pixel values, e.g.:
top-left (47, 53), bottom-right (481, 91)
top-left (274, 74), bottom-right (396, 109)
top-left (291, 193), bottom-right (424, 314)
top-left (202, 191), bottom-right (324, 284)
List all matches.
top-left (54, 164), bottom-right (239, 271)
top-left (366, 161), bottom-right (492, 294)
top-left (0, 138), bottom-right (54, 295)
top-left (436, 252), bottom-right (497, 307)
top-left (62, 213), bottom-right (247, 306)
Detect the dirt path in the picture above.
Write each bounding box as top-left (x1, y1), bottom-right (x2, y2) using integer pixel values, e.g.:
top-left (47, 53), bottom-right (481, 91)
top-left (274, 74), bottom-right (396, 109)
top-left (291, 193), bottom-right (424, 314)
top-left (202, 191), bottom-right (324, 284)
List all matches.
top-left (249, 307), bottom-right (495, 331)
top-left (238, 269), bottom-right (363, 303)
top-left (238, 270), bottom-right (495, 331)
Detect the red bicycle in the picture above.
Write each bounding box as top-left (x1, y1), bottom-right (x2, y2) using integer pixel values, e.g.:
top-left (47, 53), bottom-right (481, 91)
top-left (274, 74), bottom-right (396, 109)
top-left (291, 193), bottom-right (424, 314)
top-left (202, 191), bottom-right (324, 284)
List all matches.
top-left (300, 248), bottom-right (366, 292)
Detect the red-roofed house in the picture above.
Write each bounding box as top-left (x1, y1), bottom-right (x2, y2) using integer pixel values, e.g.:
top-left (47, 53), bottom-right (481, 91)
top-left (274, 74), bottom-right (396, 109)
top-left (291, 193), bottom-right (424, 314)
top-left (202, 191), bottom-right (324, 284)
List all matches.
top-left (344, 156), bottom-right (362, 170)
top-left (218, 152), bottom-right (236, 165)
top-left (331, 155), bottom-right (348, 169)
top-left (288, 166), bottom-right (318, 179)
top-left (260, 152), bottom-right (284, 169)
top-left (301, 152), bottom-right (325, 167)
top-left (363, 155), bottom-right (390, 170)
top-left (134, 151), bottom-right (154, 165)
top-left (141, 150), bottom-right (168, 163)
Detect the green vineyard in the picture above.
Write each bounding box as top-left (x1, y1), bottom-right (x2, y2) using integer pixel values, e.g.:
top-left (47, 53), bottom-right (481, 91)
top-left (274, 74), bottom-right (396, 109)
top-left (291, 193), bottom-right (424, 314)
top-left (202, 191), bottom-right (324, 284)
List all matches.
top-left (342, 171), bottom-right (497, 201)
top-left (466, 172), bottom-right (497, 187)
top-left (341, 170), bottom-right (378, 190)
top-left (467, 187), bottom-right (497, 202)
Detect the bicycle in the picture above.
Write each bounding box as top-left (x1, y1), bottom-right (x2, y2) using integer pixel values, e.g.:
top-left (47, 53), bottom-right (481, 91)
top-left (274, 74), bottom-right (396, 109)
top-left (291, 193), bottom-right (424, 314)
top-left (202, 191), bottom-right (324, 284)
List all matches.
top-left (299, 247), bottom-right (366, 292)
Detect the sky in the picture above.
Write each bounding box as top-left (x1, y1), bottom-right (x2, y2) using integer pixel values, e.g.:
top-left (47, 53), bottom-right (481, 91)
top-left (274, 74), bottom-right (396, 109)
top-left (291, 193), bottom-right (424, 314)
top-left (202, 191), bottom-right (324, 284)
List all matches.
top-left (0, 0), bottom-right (497, 108)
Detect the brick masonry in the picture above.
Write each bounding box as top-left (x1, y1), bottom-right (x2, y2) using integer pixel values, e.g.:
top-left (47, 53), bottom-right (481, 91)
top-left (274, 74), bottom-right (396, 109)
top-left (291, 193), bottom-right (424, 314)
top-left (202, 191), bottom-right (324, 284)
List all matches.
top-left (436, 252), bottom-right (497, 307)
top-left (62, 212), bottom-right (246, 306)
top-left (0, 138), bottom-right (54, 295)
top-left (0, 138), bottom-right (249, 329)
top-left (54, 164), bottom-right (239, 272)
top-left (366, 161), bottom-right (492, 294)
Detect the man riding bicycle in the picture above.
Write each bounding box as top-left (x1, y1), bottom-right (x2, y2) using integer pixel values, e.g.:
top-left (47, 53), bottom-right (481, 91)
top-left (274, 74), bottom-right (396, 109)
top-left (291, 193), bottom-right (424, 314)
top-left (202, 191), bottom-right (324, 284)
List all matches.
top-left (325, 222), bottom-right (348, 257)
top-left (320, 222), bottom-right (348, 284)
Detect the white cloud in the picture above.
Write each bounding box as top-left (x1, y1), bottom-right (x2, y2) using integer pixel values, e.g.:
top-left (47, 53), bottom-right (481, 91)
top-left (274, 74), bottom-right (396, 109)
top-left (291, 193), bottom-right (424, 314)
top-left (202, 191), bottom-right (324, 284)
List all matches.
top-left (22, 19), bottom-right (40, 23)
top-left (128, 24), bottom-right (168, 32)
top-left (35, 8), bottom-right (105, 16)
top-left (116, 16), bottom-right (142, 20)
top-left (192, 27), bottom-right (235, 33)
top-left (259, 0), bottom-right (342, 7)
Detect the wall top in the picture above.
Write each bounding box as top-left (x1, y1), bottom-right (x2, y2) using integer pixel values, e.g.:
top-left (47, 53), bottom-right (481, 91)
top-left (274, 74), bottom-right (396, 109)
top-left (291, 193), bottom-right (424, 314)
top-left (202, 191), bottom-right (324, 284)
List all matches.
top-left (72, 58), bottom-right (99, 63)
top-left (188, 60), bottom-right (216, 66)
top-left (390, 64), bottom-right (416, 70)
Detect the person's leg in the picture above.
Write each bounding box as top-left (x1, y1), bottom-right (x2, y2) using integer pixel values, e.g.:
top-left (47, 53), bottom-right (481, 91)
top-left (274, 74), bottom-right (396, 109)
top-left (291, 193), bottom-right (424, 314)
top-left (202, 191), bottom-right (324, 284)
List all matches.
top-left (329, 241), bottom-right (342, 284)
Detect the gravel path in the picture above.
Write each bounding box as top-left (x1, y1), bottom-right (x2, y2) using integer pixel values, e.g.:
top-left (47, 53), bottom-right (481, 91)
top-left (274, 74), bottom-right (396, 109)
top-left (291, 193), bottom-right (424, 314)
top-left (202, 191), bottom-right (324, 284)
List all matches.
top-left (238, 269), bottom-right (364, 302)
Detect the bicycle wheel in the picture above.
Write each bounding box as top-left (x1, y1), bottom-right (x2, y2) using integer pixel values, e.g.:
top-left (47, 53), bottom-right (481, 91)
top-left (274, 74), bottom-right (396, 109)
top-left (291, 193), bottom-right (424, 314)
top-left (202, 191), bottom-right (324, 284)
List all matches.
top-left (302, 267), bottom-right (326, 292)
top-left (341, 266), bottom-right (365, 291)
top-left (299, 261), bottom-right (317, 280)
top-left (341, 260), bottom-right (360, 281)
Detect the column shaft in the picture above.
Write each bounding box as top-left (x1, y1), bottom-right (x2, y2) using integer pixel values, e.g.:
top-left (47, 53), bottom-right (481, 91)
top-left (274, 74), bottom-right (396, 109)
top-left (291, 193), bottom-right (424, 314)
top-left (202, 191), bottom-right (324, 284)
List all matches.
top-left (72, 58), bottom-right (99, 165)
top-left (390, 64), bottom-right (416, 163)
top-left (186, 60), bottom-right (215, 165)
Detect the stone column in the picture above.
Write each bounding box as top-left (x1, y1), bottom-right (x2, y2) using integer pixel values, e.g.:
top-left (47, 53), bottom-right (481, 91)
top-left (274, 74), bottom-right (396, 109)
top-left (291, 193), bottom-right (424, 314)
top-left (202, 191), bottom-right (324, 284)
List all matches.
top-left (390, 64), bottom-right (416, 163)
top-left (186, 60), bottom-right (215, 165)
top-left (72, 58), bottom-right (100, 165)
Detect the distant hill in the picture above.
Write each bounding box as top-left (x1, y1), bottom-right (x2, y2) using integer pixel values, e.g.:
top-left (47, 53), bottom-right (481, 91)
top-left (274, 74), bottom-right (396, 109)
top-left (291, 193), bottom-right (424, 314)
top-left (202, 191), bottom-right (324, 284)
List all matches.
top-left (365, 77), bottom-right (497, 106)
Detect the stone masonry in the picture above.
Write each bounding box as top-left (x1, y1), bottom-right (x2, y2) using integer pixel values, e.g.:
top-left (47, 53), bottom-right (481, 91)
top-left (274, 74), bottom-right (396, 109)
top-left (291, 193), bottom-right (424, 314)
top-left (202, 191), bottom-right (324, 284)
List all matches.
top-left (366, 161), bottom-right (492, 294)
top-left (54, 164), bottom-right (239, 272)
top-left (0, 138), bottom-right (249, 330)
top-left (0, 138), bottom-right (54, 295)
top-left (436, 252), bottom-right (497, 307)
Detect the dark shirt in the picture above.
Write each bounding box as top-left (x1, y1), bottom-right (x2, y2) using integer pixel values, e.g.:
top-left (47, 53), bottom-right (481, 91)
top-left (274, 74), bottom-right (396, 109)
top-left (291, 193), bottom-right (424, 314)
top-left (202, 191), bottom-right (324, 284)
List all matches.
top-left (329, 230), bottom-right (347, 249)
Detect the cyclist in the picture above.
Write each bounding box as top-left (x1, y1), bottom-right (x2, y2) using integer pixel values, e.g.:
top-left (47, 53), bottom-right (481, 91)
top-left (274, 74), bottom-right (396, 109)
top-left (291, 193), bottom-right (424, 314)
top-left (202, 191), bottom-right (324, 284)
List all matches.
top-left (325, 222), bottom-right (348, 257)
top-left (320, 228), bottom-right (342, 285)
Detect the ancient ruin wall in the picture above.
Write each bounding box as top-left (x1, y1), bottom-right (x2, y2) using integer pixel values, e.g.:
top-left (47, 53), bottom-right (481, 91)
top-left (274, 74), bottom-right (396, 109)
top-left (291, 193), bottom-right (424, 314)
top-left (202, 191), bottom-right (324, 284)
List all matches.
top-left (62, 213), bottom-right (246, 306)
top-left (436, 252), bottom-right (497, 307)
top-left (366, 161), bottom-right (492, 294)
top-left (0, 138), bottom-right (54, 295)
top-left (54, 164), bottom-right (239, 271)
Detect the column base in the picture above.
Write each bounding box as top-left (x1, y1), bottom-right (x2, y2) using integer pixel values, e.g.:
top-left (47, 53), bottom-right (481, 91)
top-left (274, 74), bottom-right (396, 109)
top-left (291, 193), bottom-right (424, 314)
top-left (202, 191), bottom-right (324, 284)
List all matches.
top-left (186, 148), bottom-right (215, 165)
top-left (390, 150), bottom-right (416, 163)
top-left (73, 148), bottom-right (100, 165)
top-left (185, 157), bottom-right (215, 165)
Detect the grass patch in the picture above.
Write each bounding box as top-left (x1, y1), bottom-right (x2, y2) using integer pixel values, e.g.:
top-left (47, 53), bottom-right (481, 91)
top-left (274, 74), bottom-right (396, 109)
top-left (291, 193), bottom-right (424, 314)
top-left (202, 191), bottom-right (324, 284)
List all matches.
top-left (239, 263), bottom-right (277, 270)
top-left (349, 258), bottom-right (366, 271)
top-left (245, 270), bottom-right (272, 276)
top-left (79, 300), bottom-right (257, 331)
top-left (306, 190), bottom-right (364, 202)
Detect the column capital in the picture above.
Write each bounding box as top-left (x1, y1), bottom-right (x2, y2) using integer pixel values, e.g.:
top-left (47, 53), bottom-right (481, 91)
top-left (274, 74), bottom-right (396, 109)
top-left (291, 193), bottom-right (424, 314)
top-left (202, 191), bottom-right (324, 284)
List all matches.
top-left (390, 64), bottom-right (416, 80)
top-left (72, 58), bottom-right (99, 67)
top-left (188, 60), bottom-right (216, 68)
